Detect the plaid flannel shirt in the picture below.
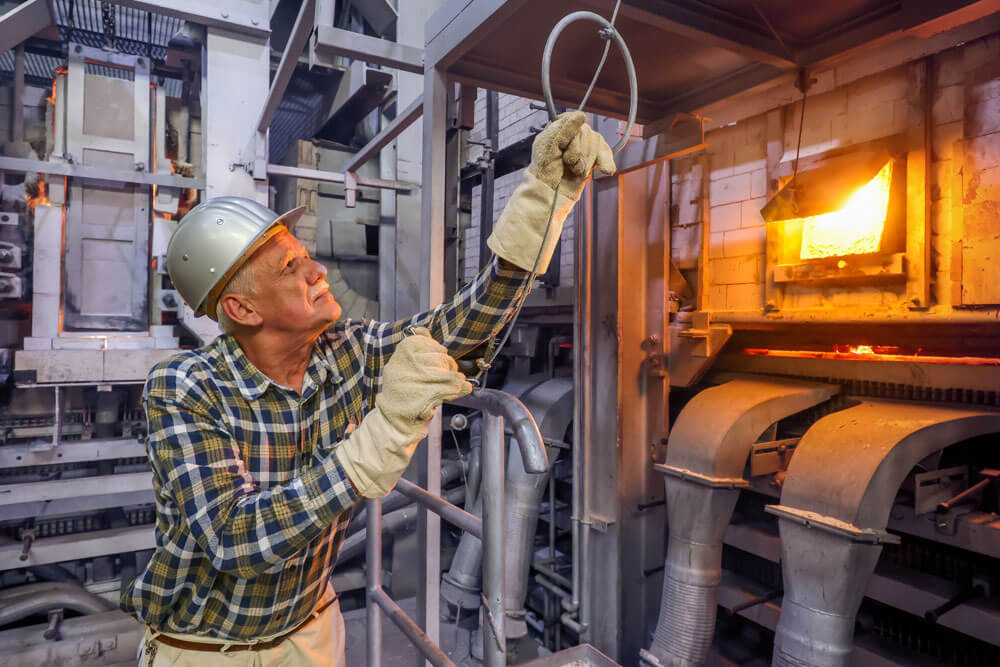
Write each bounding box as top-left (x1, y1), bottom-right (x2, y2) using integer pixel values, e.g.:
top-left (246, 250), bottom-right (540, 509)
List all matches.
top-left (120, 257), bottom-right (529, 641)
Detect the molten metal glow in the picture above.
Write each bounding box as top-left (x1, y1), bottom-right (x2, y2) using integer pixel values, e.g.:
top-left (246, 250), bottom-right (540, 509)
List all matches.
top-left (743, 347), bottom-right (1000, 367)
top-left (799, 161), bottom-right (893, 259)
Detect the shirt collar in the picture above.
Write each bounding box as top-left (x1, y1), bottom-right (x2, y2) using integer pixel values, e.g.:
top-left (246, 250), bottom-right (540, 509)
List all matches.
top-left (222, 334), bottom-right (342, 401)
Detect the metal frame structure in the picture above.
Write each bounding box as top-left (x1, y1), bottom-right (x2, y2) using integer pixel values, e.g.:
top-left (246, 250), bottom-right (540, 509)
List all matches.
top-left (363, 388), bottom-right (548, 667)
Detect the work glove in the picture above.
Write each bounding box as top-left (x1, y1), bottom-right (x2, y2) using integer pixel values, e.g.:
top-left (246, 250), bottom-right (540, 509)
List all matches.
top-left (487, 111), bottom-right (616, 273)
top-left (336, 327), bottom-right (472, 498)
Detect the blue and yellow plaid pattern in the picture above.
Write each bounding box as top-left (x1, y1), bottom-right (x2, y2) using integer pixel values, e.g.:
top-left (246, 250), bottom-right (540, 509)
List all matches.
top-left (121, 257), bottom-right (529, 640)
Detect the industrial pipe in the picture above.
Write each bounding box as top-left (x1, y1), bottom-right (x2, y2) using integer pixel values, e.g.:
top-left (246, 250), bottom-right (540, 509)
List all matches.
top-left (642, 379), bottom-right (837, 667)
top-left (337, 487), bottom-right (466, 564)
top-left (0, 582), bottom-right (115, 628)
top-left (452, 390), bottom-right (547, 474)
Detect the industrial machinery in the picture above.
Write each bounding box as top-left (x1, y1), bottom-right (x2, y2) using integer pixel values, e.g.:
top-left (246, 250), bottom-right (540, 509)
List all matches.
top-left (3, 0), bottom-right (1000, 666)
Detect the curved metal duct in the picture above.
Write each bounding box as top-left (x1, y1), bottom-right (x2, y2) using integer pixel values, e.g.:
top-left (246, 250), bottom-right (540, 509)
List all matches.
top-left (441, 376), bottom-right (573, 636)
top-left (0, 582), bottom-right (115, 628)
top-left (768, 401), bottom-right (1000, 667)
top-left (503, 377), bottom-right (572, 638)
top-left (641, 378), bottom-right (837, 667)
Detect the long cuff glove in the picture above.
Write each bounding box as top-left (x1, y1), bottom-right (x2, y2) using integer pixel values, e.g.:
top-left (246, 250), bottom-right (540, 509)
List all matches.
top-left (336, 327), bottom-right (472, 498)
top-left (487, 111), bottom-right (616, 273)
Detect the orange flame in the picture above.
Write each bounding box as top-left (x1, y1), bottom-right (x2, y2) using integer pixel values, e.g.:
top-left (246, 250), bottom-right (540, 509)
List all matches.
top-left (27, 178), bottom-right (53, 212)
top-left (799, 161), bottom-right (894, 259)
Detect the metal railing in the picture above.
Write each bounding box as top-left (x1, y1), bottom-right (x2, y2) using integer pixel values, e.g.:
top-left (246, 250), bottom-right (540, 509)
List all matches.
top-left (365, 388), bottom-right (549, 667)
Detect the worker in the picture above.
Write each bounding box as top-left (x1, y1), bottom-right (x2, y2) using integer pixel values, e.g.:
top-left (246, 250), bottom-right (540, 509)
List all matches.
top-left (121, 111), bottom-right (614, 666)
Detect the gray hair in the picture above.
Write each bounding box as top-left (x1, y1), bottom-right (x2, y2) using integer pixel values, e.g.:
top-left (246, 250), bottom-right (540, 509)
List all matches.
top-left (215, 258), bottom-right (259, 335)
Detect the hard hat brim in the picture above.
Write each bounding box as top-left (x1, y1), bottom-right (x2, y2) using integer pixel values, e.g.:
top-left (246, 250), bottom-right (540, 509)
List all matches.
top-left (274, 205), bottom-right (306, 230)
top-left (197, 205), bottom-right (307, 320)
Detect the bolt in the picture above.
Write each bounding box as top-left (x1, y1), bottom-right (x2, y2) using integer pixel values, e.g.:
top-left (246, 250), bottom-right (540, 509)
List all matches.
top-left (182, 254), bottom-right (189, 261)
top-left (221, 11), bottom-right (229, 18)
top-left (216, 217), bottom-right (224, 225)
top-left (251, 19), bottom-right (259, 26)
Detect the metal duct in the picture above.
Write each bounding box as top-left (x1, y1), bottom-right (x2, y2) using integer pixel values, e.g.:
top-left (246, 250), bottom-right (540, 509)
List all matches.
top-left (504, 377), bottom-right (572, 638)
top-left (641, 378), bottom-right (837, 667)
top-left (768, 401), bottom-right (1000, 667)
top-left (0, 582), bottom-right (115, 628)
top-left (441, 377), bottom-right (572, 636)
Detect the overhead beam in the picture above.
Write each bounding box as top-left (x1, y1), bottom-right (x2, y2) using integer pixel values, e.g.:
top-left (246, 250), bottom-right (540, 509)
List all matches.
top-left (0, 526), bottom-right (154, 570)
top-left (109, 0), bottom-right (270, 38)
top-left (658, 62), bottom-right (785, 116)
top-left (0, 155), bottom-right (206, 189)
top-left (580, 0), bottom-right (798, 69)
top-left (257, 0), bottom-right (315, 133)
top-left (798, 0), bottom-right (997, 65)
top-left (311, 25), bottom-right (423, 74)
top-left (0, 0), bottom-right (52, 58)
top-left (343, 96), bottom-right (423, 173)
top-left (266, 163), bottom-right (411, 192)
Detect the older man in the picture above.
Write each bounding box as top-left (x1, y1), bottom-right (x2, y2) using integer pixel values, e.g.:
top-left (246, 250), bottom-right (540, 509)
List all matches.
top-left (121, 112), bottom-right (613, 666)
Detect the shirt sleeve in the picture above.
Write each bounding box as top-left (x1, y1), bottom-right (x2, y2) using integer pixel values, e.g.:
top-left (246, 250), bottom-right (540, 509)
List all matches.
top-left (359, 255), bottom-right (531, 390)
top-left (145, 375), bottom-right (358, 579)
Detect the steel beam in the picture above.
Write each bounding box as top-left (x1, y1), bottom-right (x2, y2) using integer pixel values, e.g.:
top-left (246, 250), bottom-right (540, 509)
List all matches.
top-left (580, 0), bottom-right (797, 68)
top-left (415, 62), bottom-right (449, 667)
top-left (0, 0), bottom-right (51, 58)
top-left (109, 0), bottom-right (270, 38)
top-left (343, 97), bottom-right (423, 173)
top-left (266, 163), bottom-right (410, 191)
top-left (0, 472), bottom-right (153, 506)
top-left (0, 156), bottom-right (205, 189)
top-left (312, 25), bottom-right (424, 74)
top-left (0, 526), bottom-right (154, 570)
top-left (257, 0), bottom-right (315, 133)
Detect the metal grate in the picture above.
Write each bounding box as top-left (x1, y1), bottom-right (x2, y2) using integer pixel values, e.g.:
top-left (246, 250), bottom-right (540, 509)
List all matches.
top-left (53, 0), bottom-right (184, 60)
top-left (0, 51), bottom-right (65, 85)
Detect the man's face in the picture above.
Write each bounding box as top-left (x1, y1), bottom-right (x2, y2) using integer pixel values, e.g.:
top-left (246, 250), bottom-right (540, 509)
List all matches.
top-left (248, 230), bottom-right (341, 335)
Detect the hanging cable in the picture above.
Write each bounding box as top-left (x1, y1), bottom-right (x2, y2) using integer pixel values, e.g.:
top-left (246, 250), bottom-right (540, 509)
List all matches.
top-left (467, 0), bottom-right (635, 385)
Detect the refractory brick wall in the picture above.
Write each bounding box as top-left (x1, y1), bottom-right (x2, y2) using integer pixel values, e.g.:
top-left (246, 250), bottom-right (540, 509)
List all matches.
top-left (462, 92), bottom-right (575, 287)
top-left (671, 34), bottom-right (1000, 315)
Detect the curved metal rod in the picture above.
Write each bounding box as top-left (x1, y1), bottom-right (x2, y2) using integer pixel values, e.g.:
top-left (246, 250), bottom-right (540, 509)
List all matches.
top-left (541, 10), bottom-right (638, 154)
top-left (452, 389), bottom-right (548, 473)
top-left (0, 582), bottom-right (115, 628)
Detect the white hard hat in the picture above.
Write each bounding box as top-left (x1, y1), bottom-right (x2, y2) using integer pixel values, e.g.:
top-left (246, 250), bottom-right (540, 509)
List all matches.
top-left (166, 196), bottom-right (305, 320)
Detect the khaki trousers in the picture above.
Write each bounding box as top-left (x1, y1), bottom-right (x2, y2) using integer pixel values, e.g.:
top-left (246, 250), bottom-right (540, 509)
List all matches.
top-left (137, 598), bottom-right (346, 667)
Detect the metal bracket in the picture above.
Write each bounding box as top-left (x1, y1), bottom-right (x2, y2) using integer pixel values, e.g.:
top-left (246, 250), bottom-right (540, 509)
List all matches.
top-left (749, 438), bottom-right (800, 477)
top-left (914, 466), bottom-right (968, 516)
top-left (345, 171), bottom-right (358, 208)
top-left (655, 463), bottom-right (750, 489)
top-left (669, 312), bottom-right (733, 386)
top-left (590, 513), bottom-right (616, 533)
top-left (766, 504), bottom-right (901, 544)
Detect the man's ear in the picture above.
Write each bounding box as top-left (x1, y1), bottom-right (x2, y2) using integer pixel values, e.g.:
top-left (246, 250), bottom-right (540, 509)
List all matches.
top-left (220, 293), bottom-right (263, 327)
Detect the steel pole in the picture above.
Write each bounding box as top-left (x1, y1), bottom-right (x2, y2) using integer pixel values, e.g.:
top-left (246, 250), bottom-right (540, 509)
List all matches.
top-left (481, 413), bottom-right (506, 666)
top-left (366, 498), bottom-right (383, 667)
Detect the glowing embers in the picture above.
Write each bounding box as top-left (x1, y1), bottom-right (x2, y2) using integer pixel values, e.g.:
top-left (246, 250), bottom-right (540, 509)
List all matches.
top-left (743, 346), bottom-right (1000, 366)
top-left (798, 161), bottom-right (893, 260)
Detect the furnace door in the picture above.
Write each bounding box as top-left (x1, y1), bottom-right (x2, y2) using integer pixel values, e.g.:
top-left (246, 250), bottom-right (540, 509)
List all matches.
top-left (63, 46), bottom-right (150, 331)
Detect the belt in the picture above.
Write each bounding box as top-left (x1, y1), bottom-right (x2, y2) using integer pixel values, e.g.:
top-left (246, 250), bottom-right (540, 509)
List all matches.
top-left (152, 595), bottom-right (338, 653)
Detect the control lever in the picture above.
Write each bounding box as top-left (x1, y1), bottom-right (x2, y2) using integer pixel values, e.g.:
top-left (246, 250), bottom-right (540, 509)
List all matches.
top-left (924, 576), bottom-right (990, 623)
top-left (724, 588), bottom-right (782, 616)
top-left (18, 528), bottom-right (35, 561)
top-left (936, 468), bottom-right (1000, 513)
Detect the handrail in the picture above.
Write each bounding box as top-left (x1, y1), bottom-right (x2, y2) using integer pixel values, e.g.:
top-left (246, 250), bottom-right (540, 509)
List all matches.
top-left (364, 388), bottom-right (547, 667)
top-left (453, 389), bottom-right (549, 473)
